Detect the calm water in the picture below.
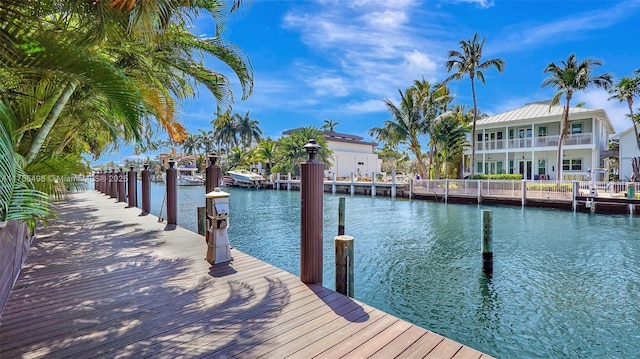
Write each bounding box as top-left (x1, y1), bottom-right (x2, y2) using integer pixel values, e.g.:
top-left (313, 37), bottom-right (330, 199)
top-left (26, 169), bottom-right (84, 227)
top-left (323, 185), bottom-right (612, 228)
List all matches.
top-left (140, 183), bottom-right (640, 358)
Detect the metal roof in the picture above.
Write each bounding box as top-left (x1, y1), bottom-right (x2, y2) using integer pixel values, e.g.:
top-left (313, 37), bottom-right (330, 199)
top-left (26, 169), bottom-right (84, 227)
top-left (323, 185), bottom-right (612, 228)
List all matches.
top-left (477, 101), bottom-right (615, 133)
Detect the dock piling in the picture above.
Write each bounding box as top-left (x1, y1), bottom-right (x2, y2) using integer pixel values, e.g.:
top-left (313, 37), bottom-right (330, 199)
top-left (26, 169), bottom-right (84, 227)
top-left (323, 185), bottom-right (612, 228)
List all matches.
top-left (166, 160), bottom-right (177, 226)
top-left (338, 197), bottom-right (345, 236)
top-left (109, 169), bottom-right (117, 199)
top-left (117, 167), bottom-right (126, 203)
top-left (481, 209), bottom-right (493, 276)
top-left (335, 235), bottom-right (354, 297)
top-left (197, 206), bottom-right (206, 236)
top-left (127, 166), bottom-right (137, 208)
top-left (141, 163), bottom-right (150, 214)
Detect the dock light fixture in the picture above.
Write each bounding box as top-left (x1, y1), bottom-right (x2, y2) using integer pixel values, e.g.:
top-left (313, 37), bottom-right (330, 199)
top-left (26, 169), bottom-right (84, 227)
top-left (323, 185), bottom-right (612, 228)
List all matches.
top-left (304, 139), bottom-right (320, 161)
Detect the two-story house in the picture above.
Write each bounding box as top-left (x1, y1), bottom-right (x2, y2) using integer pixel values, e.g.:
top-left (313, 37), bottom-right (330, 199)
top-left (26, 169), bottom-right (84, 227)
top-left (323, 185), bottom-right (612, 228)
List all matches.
top-left (281, 129), bottom-right (382, 178)
top-left (465, 101), bottom-right (614, 181)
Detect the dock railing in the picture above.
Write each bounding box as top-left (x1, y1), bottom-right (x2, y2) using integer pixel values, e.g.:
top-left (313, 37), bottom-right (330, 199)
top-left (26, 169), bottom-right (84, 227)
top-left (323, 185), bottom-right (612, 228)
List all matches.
top-left (412, 179), bottom-right (638, 203)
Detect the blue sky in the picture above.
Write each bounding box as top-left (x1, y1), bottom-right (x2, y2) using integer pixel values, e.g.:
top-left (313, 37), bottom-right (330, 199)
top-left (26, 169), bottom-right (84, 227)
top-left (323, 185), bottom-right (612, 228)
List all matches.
top-left (100, 0), bottom-right (640, 164)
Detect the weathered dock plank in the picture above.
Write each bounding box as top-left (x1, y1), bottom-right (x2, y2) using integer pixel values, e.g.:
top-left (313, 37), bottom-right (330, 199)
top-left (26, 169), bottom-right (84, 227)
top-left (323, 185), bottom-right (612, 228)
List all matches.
top-left (0, 190), bottom-right (493, 358)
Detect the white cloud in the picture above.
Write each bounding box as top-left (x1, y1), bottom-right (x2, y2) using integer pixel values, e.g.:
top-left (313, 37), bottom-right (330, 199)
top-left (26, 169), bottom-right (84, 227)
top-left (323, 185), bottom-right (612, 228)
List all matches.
top-left (282, 0), bottom-right (443, 100)
top-left (578, 89), bottom-right (632, 133)
top-left (495, 0), bottom-right (640, 53)
top-left (449, 0), bottom-right (495, 9)
top-left (343, 99), bottom-right (386, 113)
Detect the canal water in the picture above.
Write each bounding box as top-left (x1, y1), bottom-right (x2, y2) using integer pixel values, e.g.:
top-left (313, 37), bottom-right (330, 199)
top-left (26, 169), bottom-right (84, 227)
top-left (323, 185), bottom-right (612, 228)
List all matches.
top-left (140, 183), bottom-right (639, 358)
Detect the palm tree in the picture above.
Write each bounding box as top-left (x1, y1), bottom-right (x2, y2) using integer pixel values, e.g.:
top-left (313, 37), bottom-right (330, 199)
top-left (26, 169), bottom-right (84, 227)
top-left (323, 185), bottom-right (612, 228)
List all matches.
top-left (432, 107), bottom-right (471, 178)
top-left (234, 111), bottom-right (262, 148)
top-left (445, 33), bottom-right (505, 177)
top-left (371, 88), bottom-right (427, 178)
top-left (255, 138), bottom-right (278, 175)
top-left (321, 119), bottom-right (339, 132)
top-left (0, 111), bottom-right (52, 227)
top-left (410, 79), bottom-right (452, 178)
top-left (609, 70), bottom-right (640, 151)
top-left (273, 127), bottom-right (331, 176)
top-left (182, 133), bottom-right (200, 155)
top-left (541, 54), bottom-right (612, 181)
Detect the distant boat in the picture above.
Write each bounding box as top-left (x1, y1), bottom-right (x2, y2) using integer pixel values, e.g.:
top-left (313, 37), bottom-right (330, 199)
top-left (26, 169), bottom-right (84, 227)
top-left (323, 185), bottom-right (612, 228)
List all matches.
top-left (162, 167), bottom-right (205, 186)
top-left (221, 175), bottom-right (235, 187)
top-left (227, 170), bottom-right (265, 188)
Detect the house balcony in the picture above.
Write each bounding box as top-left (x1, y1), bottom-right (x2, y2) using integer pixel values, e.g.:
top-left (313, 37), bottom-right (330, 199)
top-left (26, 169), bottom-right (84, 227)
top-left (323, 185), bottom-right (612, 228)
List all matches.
top-left (473, 133), bottom-right (593, 152)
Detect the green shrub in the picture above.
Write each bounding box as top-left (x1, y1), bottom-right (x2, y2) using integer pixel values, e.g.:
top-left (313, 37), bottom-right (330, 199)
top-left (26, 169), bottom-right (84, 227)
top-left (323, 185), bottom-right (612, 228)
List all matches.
top-left (469, 174), bottom-right (523, 180)
top-left (526, 183), bottom-right (572, 191)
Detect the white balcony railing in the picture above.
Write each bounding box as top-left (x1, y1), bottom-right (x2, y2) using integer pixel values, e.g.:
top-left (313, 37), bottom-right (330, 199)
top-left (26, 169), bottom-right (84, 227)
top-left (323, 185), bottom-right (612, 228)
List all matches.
top-left (474, 133), bottom-right (593, 151)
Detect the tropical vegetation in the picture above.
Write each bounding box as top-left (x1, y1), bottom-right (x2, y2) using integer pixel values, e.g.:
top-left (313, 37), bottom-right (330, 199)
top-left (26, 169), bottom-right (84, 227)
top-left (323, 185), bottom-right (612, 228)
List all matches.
top-left (0, 0), bottom-right (253, 223)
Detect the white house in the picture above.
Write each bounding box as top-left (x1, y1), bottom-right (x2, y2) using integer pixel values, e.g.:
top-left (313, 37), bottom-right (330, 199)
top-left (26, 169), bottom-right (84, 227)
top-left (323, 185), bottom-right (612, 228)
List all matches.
top-left (465, 101), bottom-right (615, 181)
top-left (281, 129), bottom-right (382, 178)
top-left (611, 126), bottom-right (640, 181)
top-left (323, 131), bottom-right (381, 178)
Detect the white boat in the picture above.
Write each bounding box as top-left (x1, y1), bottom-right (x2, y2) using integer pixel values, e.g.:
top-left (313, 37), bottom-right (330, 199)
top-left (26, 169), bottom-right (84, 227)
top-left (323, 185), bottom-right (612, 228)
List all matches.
top-left (162, 167), bottom-right (205, 186)
top-left (227, 170), bottom-right (265, 188)
top-left (177, 167), bottom-right (204, 186)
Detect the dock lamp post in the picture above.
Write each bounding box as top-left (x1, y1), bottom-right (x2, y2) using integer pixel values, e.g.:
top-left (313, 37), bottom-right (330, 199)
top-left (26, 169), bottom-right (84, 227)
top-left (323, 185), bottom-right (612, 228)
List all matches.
top-left (300, 139), bottom-right (324, 284)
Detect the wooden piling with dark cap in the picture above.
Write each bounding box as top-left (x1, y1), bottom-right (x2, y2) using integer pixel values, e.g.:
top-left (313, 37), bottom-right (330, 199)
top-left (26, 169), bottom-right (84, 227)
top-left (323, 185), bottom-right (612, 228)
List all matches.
top-left (109, 169), bottom-right (117, 199)
top-left (98, 171), bottom-right (105, 193)
top-left (481, 209), bottom-right (493, 276)
top-left (141, 164), bottom-right (150, 214)
top-left (166, 160), bottom-right (177, 225)
top-left (127, 166), bottom-right (137, 208)
top-left (335, 235), bottom-right (354, 297)
top-left (300, 139), bottom-right (324, 284)
top-left (117, 167), bottom-right (126, 203)
top-left (338, 197), bottom-right (346, 236)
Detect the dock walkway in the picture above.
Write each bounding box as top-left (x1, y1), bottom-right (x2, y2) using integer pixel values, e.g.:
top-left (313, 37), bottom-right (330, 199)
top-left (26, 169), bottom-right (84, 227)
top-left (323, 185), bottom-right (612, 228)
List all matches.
top-left (0, 190), bottom-right (492, 358)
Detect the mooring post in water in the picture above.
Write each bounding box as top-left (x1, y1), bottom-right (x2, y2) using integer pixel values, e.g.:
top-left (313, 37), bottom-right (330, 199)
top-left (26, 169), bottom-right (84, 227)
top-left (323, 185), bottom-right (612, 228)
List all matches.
top-left (166, 160), bottom-right (177, 226)
top-left (338, 197), bottom-right (346, 236)
top-left (117, 166), bottom-right (126, 203)
top-left (109, 169), bottom-right (117, 199)
top-left (300, 139), bottom-right (323, 284)
top-left (127, 166), bottom-right (137, 208)
top-left (332, 172), bottom-right (337, 194)
top-left (335, 235), bottom-right (354, 297)
top-left (391, 171), bottom-right (397, 198)
top-left (141, 163), bottom-right (150, 214)
top-left (481, 209), bottom-right (493, 276)
top-left (350, 172), bottom-right (355, 195)
top-left (572, 181), bottom-right (579, 212)
top-left (197, 206), bottom-right (206, 236)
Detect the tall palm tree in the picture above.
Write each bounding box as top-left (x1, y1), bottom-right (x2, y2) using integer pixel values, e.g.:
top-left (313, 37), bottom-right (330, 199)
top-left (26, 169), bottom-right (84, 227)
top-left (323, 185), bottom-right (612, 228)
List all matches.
top-left (321, 119), bottom-right (339, 132)
top-left (181, 133), bottom-right (199, 155)
top-left (609, 70), bottom-right (640, 151)
top-left (445, 33), bottom-right (505, 177)
top-left (371, 88), bottom-right (428, 178)
top-left (541, 54), bottom-right (612, 181)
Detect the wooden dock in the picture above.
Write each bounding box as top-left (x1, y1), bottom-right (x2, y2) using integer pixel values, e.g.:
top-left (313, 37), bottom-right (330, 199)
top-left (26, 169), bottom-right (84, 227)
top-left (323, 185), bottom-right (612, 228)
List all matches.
top-left (0, 190), bottom-right (492, 358)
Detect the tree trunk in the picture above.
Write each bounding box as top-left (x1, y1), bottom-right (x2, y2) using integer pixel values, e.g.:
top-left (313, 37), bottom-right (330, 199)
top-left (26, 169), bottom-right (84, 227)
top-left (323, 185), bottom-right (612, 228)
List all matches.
top-left (25, 80), bottom-right (78, 164)
top-left (470, 75), bottom-right (478, 178)
top-left (627, 98), bottom-right (640, 152)
top-left (556, 98), bottom-right (571, 182)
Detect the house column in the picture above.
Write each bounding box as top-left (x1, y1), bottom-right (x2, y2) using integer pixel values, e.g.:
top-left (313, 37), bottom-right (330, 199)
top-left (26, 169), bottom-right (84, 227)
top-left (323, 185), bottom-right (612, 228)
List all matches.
top-left (532, 150), bottom-right (536, 179)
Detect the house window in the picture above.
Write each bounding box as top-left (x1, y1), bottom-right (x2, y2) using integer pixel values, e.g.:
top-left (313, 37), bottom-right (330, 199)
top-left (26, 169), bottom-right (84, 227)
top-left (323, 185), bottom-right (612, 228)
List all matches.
top-left (562, 159), bottom-right (582, 171)
top-left (509, 129), bottom-right (514, 139)
top-left (497, 131), bottom-right (503, 140)
top-left (538, 159), bottom-right (546, 175)
top-left (477, 133), bottom-right (483, 142)
top-left (357, 162), bottom-right (364, 165)
top-left (497, 161), bottom-right (503, 174)
top-left (476, 162), bottom-right (483, 174)
top-left (571, 123), bottom-right (583, 134)
top-left (538, 127), bottom-right (547, 136)
top-left (509, 160), bottom-right (514, 174)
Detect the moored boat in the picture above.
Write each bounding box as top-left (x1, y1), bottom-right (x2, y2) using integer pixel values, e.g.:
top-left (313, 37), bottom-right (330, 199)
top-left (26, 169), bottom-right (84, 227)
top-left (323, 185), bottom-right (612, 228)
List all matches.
top-left (227, 170), bottom-right (265, 188)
